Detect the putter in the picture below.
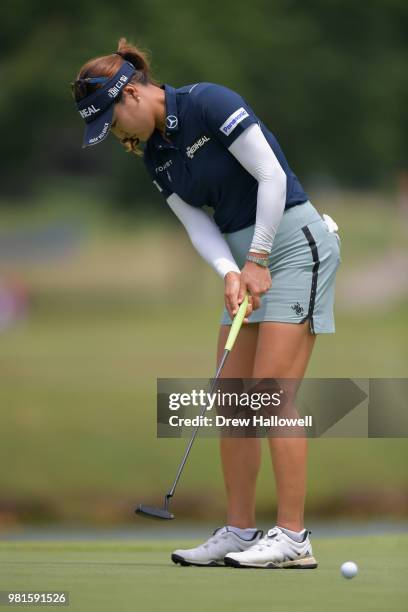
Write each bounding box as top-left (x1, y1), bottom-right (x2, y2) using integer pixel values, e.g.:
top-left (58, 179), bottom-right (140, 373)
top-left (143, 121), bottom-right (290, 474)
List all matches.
top-left (135, 293), bottom-right (249, 520)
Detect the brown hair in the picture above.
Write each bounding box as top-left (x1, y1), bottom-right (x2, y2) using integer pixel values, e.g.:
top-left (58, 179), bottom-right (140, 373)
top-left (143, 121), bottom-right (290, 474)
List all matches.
top-left (74, 38), bottom-right (159, 156)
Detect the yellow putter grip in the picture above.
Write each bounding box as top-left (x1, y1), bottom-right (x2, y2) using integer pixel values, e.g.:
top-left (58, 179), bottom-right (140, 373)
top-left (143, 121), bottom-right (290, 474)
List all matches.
top-left (224, 293), bottom-right (249, 352)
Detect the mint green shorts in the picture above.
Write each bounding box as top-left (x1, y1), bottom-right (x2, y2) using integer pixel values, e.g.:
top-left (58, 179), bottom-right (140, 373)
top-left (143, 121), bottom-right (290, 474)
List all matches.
top-left (220, 200), bottom-right (341, 334)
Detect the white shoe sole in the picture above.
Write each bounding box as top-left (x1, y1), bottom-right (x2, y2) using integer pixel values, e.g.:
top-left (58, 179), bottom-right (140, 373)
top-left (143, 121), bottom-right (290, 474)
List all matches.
top-left (224, 555), bottom-right (318, 569)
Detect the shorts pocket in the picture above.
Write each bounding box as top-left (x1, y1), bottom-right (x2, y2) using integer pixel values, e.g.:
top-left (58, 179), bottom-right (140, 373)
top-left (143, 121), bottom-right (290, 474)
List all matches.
top-left (319, 218), bottom-right (342, 265)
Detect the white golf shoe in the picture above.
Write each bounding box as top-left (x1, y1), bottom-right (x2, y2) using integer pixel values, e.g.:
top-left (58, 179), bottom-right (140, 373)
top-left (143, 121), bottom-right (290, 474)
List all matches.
top-left (224, 526), bottom-right (318, 569)
top-left (171, 526), bottom-right (263, 567)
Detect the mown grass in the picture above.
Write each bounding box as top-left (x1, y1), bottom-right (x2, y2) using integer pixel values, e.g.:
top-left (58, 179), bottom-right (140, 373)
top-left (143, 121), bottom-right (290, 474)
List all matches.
top-left (1, 534), bottom-right (407, 612)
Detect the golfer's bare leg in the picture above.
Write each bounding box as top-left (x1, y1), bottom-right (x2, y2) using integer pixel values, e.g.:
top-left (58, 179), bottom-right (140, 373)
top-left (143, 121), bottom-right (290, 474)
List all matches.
top-left (217, 324), bottom-right (260, 528)
top-left (253, 320), bottom-right (316, 532)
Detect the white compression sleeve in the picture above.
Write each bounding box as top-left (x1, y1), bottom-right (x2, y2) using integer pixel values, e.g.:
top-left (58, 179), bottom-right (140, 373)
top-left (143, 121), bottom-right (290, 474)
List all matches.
top-left (166, 192), bottom-right (240, 278)
top-left (228, 123), bottom-right (287, 254)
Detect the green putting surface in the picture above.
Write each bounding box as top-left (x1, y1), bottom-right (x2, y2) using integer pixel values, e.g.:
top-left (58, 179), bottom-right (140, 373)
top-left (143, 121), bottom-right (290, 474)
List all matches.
top-left (1, 534), bottom-right (407, 612)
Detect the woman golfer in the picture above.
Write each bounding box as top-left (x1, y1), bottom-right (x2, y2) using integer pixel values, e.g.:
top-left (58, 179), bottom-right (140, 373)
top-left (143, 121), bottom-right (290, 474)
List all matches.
top-left (72, 38), bottom-right (341, 569)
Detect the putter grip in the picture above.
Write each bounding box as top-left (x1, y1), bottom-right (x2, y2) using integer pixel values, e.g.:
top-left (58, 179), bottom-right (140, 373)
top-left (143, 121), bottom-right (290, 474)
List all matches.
top-left (224, 293), bottom-right (249, 352)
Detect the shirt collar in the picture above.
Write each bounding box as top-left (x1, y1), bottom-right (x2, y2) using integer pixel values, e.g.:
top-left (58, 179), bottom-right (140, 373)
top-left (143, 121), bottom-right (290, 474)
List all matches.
top-left (162, 83), bottom-right (179, 133)
top-left (144, 84), bottom-right (179, 154)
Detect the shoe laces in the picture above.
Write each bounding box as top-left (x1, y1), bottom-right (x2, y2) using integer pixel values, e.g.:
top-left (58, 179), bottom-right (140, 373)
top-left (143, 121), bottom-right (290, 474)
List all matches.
top-left (256, 526), bottom-right (310, 551)
top-left (256, 527), bottom-right (281, 550)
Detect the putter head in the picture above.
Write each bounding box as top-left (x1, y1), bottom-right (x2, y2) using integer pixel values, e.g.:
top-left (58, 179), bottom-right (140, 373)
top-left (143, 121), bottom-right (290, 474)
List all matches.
top-left (135, 504), bottom-right (175, 520)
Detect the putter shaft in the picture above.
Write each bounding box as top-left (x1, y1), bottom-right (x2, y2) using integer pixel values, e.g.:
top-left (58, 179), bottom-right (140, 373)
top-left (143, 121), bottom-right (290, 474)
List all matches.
top-left (166, 347), bottom-right (230, 501)
top-left (135, 294), bottom-right (249, 520)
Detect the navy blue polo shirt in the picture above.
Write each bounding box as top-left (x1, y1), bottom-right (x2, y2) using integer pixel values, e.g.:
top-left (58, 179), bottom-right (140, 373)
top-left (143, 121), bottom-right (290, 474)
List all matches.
top-left (142, 82), bottom-right (308, 233)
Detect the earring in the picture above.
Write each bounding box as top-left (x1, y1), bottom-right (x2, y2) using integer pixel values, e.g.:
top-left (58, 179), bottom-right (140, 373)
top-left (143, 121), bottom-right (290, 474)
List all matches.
top-left (137, 96), bottom-right (141, 101)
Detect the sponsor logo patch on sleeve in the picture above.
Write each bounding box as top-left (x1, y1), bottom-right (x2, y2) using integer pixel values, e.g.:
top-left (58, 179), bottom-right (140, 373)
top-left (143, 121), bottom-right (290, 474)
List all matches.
top-left (219, 107), bottom-right (249, 136)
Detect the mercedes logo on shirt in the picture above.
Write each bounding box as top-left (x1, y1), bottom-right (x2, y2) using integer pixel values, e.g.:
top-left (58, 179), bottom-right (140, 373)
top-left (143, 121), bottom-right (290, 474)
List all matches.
top-left (166, 115), bottom-right (178, 130)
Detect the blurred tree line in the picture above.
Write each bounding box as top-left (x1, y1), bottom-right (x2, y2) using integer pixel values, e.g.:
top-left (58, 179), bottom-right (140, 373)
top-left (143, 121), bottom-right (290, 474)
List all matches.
top-left (0, 0), bottom-right (407, 213)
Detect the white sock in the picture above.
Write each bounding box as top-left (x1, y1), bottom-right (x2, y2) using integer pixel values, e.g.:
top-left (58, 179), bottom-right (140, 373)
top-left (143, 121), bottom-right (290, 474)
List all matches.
top-left (227, 525), bottom-right (258, 541)
top-left (278, 526), bottom-right (307, 543)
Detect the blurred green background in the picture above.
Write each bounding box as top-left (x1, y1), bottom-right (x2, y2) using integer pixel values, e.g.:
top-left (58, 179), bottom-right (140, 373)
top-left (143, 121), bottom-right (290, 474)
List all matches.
top-left (0, 0), bottom-right (407, 530)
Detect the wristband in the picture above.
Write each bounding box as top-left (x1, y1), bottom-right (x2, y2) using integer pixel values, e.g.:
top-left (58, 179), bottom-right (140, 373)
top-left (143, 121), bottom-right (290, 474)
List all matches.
top-left (245, 253), bottom-right (269, 267)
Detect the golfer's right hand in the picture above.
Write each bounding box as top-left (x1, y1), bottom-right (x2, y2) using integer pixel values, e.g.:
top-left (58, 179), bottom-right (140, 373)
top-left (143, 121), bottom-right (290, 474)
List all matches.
top-left (224, 271), bottom-right (253, 323)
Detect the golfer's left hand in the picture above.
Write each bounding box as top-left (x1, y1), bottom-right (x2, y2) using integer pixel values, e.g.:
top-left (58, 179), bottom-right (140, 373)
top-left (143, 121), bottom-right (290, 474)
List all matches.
top-left (236, 261), bottom-right (272, 313)
top-left (224, 271), bottom-right (253, 323)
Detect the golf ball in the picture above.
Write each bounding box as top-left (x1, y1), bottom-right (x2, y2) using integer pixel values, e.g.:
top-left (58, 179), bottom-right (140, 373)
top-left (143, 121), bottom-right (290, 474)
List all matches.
top-left (341, 561), bottom-right (358, 579)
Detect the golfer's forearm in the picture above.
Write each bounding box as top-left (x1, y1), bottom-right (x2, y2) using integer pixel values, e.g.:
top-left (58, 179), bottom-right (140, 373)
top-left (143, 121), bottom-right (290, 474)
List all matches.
top-left (249, 176), bottom-right (286, 254)
top-left (228, 123), bottom-right (287, 254)
top-left (166, 193), bottom-right (240, 278)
